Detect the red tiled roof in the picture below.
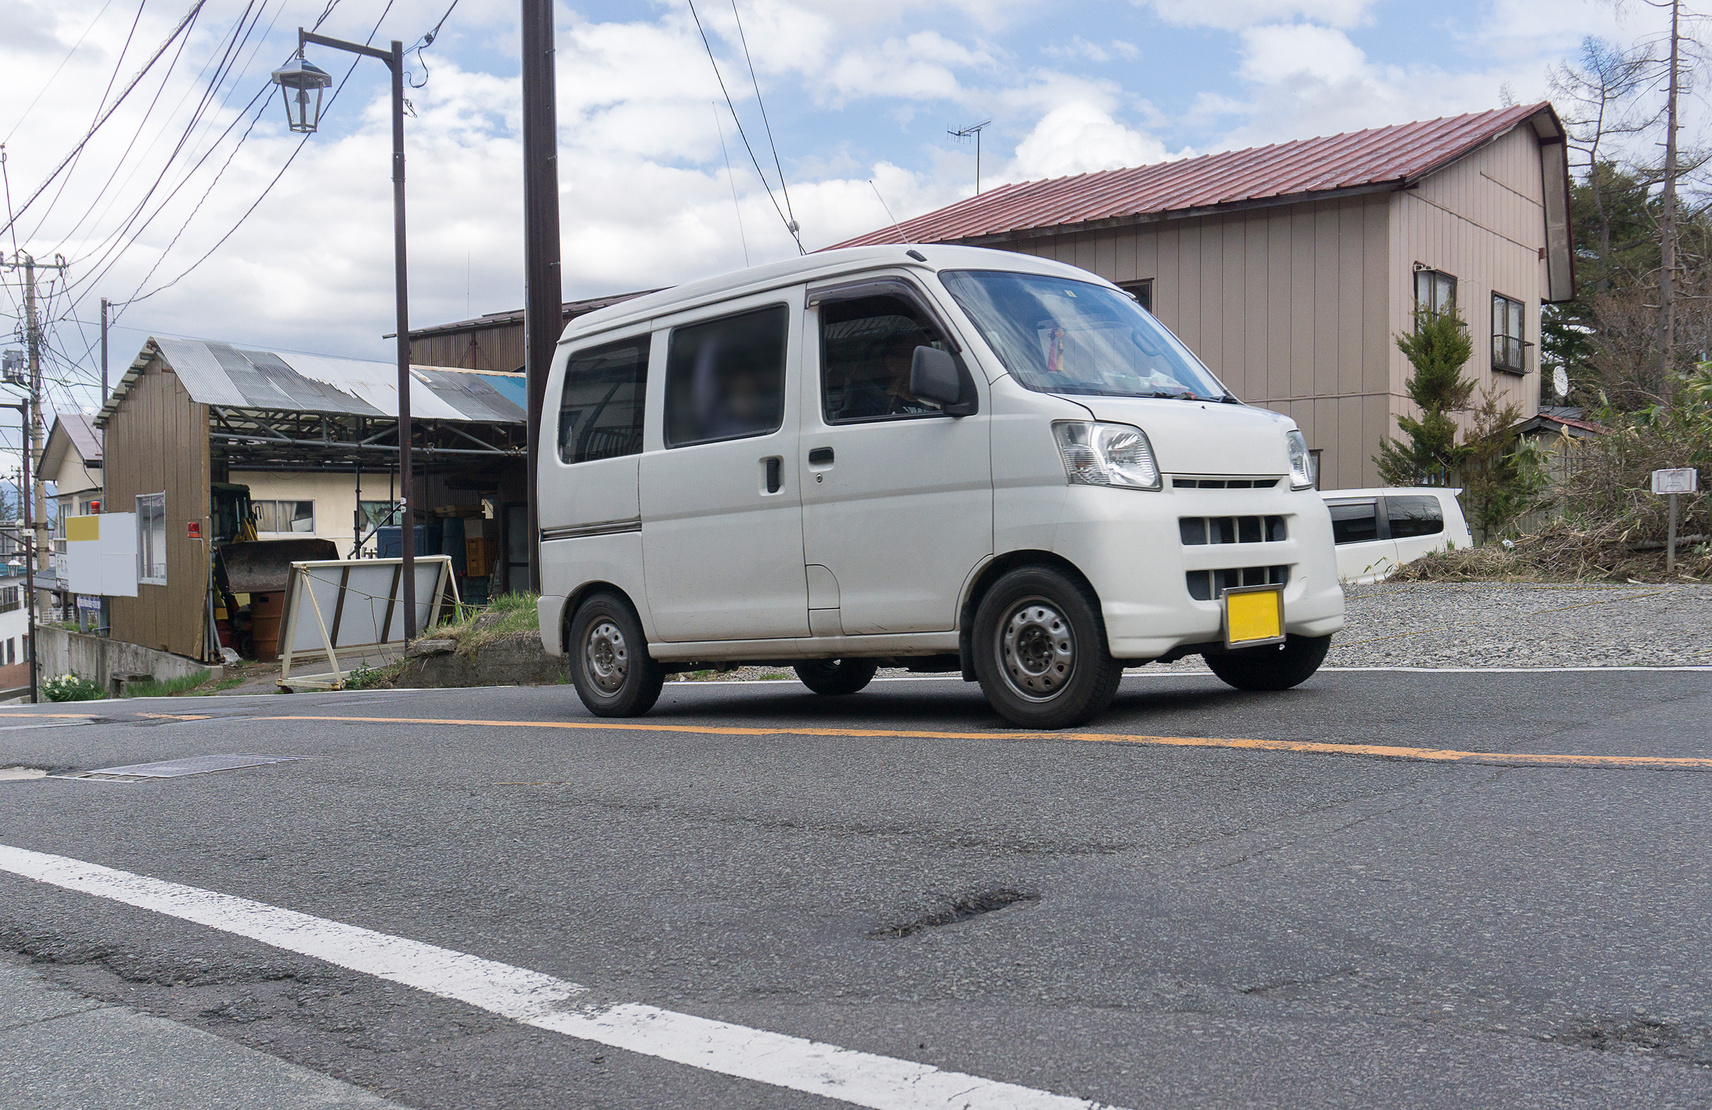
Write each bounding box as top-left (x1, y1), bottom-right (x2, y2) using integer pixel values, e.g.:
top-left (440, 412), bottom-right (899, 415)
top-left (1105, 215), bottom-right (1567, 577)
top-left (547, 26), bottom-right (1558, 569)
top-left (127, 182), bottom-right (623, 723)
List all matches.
top-left (832, 104), bottom-right (1559, 248)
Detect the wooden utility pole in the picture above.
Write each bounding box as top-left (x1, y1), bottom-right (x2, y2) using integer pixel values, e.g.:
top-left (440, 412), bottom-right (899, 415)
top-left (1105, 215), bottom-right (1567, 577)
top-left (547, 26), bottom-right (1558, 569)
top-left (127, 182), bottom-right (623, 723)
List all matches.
top-left (521, 0), bottom-right (562, 595)
top-left (1657, 0), bottom-right (1682, 404)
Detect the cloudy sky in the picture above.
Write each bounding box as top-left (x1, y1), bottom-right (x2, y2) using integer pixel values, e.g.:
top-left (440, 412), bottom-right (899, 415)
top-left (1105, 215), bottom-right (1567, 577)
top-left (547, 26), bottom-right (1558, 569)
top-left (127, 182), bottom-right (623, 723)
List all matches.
top-left (0, 0), bottom-right (1678, 452)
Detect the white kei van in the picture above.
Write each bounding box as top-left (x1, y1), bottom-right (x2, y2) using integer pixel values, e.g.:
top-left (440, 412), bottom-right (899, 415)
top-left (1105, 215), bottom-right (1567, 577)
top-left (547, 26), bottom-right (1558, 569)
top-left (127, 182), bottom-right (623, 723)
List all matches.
top-left (1321, 487), bottom-right (1472, 585)
top-left (537, 245), bottom-right (1344, 728)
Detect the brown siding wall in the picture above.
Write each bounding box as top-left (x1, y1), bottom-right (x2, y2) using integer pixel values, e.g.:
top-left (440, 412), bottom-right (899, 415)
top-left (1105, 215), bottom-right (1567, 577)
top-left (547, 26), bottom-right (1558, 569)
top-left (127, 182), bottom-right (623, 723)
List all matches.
top-left (105, 355), bottom-right (212, 659)
top-left (410, 324), bottom-right (525, 372)
top-left (1389, 127), bottom-right (1546, 428)
top-left (1004, 192), bottom-right (1394, 489)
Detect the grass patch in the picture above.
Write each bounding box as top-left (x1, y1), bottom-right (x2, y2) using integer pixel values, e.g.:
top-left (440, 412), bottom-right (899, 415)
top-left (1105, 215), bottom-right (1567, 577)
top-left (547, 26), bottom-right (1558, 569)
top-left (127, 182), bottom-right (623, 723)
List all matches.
top-left (434, 592), bottom-right (541, 650)
top-left (124, 670), bottom-right (213, 698)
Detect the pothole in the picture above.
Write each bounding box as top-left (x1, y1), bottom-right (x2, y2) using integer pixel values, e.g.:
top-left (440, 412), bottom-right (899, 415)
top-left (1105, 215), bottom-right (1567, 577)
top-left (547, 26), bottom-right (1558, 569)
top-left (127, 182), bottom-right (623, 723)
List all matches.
top-left (0, 767), bottom-right (49, 782)
top-left (871, 888), bottom-right (1040, 938)
top-left (1547, 1017), bottom-right (1712, 1066)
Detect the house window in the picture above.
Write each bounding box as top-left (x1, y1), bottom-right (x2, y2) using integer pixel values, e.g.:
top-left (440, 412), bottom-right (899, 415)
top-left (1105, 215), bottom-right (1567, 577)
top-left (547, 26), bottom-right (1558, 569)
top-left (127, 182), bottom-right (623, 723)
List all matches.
top-left (358, 500), bottom-right (398, 530)
top-left (0, 588), bottom-right (18, 614)
top-left (137, 492), bottom-right (167, 584)
top-left (1492, 292), bottom-right (1528, 374)
top-left (254, 500), bottom-right (315, 533)
top-left (1414, 269), bottom-right (1457, 316)
top-left (1119, 279), bottom-right (1154, 313)
top-left (5, 638), bottom-right (13, 665)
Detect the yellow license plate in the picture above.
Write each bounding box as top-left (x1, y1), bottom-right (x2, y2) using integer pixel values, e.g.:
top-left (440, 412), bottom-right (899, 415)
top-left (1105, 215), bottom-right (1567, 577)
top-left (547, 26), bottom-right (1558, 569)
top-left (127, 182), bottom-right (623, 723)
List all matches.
top-left (1224, 586), bottom-right (1284, 647)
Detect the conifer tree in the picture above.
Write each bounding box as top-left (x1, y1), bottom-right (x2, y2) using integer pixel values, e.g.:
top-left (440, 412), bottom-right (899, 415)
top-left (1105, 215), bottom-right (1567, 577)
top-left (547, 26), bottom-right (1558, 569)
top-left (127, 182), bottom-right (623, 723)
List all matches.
top-left (1375, 306), bottom-right (1476, 486)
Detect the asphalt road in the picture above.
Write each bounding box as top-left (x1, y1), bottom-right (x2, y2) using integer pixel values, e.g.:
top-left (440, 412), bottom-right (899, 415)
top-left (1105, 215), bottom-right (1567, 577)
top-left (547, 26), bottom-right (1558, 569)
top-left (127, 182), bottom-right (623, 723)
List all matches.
top-left (2, 668), bottom-right (1711, 1109)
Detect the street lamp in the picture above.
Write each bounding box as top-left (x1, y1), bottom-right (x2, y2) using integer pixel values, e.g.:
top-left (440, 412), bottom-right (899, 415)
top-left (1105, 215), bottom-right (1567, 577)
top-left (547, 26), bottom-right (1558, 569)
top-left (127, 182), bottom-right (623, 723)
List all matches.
top-left (269, 53), bottom-right (334, 134)
top-left (272, 30), bottom-right (419, 640)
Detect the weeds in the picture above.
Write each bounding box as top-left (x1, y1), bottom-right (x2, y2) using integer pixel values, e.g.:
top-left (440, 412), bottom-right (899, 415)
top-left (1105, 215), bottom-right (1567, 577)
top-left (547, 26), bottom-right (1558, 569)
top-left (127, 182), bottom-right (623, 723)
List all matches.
top-left (124, 670), bottom-right (213, 699)
top-left (42, 673), bottom-right (105, 701)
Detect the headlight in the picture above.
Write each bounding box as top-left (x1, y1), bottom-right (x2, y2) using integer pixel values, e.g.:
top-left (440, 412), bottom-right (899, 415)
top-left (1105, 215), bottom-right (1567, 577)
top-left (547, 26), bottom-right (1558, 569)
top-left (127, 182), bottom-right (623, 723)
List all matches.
top-left (1053, 421), bottom-right (1161, 490)
top-left (1285, 429), bottom-right (1315, 490)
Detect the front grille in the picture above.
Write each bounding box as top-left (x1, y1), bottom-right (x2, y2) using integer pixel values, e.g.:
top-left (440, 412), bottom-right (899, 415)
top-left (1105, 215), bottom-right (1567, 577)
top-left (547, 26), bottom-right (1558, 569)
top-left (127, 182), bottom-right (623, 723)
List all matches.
top-left (1172, 477), bottom-right (1280, 489)
top-left (1179, 515), bottom-right (1286, 545)
top-left (1185, 565), bottom-right (1289, 601)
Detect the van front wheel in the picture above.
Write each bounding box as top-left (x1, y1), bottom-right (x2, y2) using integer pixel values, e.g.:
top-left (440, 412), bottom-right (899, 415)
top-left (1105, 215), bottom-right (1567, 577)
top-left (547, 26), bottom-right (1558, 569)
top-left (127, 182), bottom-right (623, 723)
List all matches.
top-left (568, 592), bottom-right (664, 717)
top-left (793, 659), bottom-right (879, 696)
top-left (972, 567), bottom-right (1122, 729)
top-left (1204, 634), bottom-right (1330, 692)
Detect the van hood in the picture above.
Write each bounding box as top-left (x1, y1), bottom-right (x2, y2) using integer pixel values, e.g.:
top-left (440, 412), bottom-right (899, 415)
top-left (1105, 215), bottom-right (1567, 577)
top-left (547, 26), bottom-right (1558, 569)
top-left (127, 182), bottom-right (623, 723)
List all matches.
top-left (1065, 396), bottom-right (1293, 478)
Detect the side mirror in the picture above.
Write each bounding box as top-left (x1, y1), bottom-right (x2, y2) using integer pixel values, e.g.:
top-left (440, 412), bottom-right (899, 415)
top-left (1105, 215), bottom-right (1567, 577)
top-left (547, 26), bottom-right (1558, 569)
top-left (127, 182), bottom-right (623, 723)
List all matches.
top-left (909, 346), bottom-right (977, 417)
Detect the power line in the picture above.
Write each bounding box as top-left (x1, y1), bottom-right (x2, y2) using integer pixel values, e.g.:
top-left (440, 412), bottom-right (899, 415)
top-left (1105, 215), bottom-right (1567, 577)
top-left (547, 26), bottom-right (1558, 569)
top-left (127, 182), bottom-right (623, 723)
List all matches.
top-left (684, 0), bottom-right (803, 254)
top-left (114, 0), bottom-right (399, 317)
top-left (0, 0), bottom-right (208, 241)
top-left (0, 0), bottom-right (120, 147)
top-left (728, 0), bottom-right (799, 247)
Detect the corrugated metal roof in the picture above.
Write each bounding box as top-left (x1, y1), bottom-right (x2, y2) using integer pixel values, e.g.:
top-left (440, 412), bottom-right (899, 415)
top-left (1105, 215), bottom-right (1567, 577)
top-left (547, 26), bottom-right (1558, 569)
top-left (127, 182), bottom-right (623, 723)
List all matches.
top-left (95, 337), bottom-right (526, 428)
top-left (832, 104), bottom-right (1559, 248)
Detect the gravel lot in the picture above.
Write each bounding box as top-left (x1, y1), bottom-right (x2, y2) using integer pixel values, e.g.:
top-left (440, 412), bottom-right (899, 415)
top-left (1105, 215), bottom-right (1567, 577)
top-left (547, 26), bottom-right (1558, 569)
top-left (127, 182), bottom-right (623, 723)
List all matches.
top-left (677, 580), bottom-right (1712, 683)
top-left (1327, 580), bottom-right (1712, 668)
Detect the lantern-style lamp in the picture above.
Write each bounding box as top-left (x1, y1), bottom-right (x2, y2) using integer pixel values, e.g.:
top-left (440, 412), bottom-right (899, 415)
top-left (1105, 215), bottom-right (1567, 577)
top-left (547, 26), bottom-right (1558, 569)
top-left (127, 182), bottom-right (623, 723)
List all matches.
top-left (270, 53), bottom-right (334, 134)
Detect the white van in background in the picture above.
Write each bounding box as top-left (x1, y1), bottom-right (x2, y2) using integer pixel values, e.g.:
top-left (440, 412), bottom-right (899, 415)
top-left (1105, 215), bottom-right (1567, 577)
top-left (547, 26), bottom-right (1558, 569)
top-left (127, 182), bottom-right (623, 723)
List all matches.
top-left (536, 245), bottom-right (1344, 728)
top-left (1320, 488), bottom-right (1472, 585)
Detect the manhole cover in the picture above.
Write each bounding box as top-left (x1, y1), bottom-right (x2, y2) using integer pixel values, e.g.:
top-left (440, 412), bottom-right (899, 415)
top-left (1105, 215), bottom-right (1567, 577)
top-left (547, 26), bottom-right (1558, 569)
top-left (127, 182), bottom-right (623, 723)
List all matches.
top-left (59, 754), bottom-right (303, 781)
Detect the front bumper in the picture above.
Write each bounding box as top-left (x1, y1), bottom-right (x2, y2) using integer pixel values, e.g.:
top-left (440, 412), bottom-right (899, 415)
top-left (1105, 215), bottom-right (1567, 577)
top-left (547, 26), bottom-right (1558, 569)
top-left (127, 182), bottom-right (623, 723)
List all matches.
top-left (1050, 483), bottom-right (1345, 660)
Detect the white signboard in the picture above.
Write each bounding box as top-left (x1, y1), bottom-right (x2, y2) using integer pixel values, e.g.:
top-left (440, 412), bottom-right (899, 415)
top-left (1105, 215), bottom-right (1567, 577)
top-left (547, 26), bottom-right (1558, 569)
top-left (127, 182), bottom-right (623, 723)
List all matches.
top-left (277, 556), bottom-right (458, 689)
top-left (62, 513), bottom-right (139, 598)
top-left (1652, 468), bottom-right (1699, 495)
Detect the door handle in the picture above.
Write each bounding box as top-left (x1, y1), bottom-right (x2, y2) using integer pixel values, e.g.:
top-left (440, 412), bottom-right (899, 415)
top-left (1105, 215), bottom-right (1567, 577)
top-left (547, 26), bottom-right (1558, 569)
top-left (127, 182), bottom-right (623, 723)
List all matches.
top-left (764, 456), bottom-right (782, 493)
top-left (808, 447), bottom-right (834, 466)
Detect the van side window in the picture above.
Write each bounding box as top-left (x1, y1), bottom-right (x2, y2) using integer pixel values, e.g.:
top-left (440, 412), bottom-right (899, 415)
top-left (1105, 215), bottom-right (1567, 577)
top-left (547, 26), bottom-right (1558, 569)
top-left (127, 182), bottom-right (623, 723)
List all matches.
top-left (663, 305), bottom-right (788, 447)
top-left (1386, 495), bottom-right (1445, 538)
top-left (559, 336), bottom-right (649, 464)
top-left (819, 294), bottom-right (948, 424)
top-left (1326, 500), bottom-right (1380, 544)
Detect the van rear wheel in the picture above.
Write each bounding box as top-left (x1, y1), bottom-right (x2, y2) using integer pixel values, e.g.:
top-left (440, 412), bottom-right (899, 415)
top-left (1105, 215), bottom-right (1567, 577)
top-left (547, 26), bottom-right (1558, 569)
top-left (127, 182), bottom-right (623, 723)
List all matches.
top-left (1204, 634), bottom-right (1330, 692)
top-left (971, 567), bottom-right (1123, 729)
top-left (568, 592), bottom-right (664, 717)
top-left (793, 659), bottom-right (879, 696)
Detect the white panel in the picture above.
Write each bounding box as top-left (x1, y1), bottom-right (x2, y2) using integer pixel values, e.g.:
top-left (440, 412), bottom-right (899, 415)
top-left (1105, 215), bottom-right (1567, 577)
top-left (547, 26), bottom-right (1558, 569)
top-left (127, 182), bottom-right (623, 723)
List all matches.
top-left (282, 557), bottom-right (455, 655)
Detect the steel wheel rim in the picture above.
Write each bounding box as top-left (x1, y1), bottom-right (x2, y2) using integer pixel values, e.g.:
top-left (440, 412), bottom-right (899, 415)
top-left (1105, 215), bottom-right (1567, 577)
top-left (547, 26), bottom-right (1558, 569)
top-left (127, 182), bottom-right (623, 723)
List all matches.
top-left (584, 619), bottom-right (628, 693)
top-left (999, 597), bottom-right (1075, 701)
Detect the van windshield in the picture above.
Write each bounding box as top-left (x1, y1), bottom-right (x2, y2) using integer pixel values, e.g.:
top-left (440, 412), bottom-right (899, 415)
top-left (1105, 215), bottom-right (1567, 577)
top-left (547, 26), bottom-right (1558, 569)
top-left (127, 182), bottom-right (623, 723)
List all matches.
top-left (938, 270), bottom-right (1231, 401)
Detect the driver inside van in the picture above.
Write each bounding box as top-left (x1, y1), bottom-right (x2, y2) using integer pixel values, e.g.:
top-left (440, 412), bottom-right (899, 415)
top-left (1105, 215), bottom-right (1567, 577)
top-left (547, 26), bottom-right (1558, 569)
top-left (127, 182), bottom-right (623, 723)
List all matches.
top-left (844, 332), bottom-right (938, 419)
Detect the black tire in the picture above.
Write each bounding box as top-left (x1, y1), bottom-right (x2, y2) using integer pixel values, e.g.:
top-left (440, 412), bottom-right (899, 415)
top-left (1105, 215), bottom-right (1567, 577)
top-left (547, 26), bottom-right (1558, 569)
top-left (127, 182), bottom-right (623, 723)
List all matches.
top-left (793, 658), bottom-right (879, 695)
top-left (971, 566), bottom-right (1123, 729)
top-left (567, 592), bottom-right (665, 717)
top-left (1204, 634), bottom-right (1331, 692)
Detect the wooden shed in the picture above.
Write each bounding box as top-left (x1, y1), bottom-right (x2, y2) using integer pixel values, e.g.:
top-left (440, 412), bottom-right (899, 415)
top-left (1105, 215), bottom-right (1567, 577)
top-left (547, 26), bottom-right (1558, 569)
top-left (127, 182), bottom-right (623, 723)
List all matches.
top-left (95, 338), bottom-right (528, 660)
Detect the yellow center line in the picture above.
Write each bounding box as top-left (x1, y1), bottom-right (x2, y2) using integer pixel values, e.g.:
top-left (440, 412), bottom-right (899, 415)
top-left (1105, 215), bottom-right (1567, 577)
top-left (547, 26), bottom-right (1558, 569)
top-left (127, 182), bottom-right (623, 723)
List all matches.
top-left (264, 715), bottom-right (1712, 773)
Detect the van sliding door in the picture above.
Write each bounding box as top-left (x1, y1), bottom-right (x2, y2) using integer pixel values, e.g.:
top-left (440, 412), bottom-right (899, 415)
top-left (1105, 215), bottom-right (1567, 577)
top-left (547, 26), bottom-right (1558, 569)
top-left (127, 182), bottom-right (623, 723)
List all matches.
top-left (639, 297), bottom-right (809, 642)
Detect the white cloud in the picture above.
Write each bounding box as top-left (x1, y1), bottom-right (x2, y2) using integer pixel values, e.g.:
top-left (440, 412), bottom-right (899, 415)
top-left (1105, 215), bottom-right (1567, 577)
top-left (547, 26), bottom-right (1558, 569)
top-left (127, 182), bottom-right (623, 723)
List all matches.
top-left (1008, 101), bottom-right (1179, 179)
top-left (1135, 0), bottom-right (1376, 31)
top-left (1043, 37), bottom-right (1141, 64)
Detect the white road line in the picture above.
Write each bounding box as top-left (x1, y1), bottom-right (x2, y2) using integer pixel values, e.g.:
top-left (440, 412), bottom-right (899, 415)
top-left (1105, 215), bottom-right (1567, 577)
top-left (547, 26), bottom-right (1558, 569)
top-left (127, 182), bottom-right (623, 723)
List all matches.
top-left (0, 844), bottom-right (1115, 1110)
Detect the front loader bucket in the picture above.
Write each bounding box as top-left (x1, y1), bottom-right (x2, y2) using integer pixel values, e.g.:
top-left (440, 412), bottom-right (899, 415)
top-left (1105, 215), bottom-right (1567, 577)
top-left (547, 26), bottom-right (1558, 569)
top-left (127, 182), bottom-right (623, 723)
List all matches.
top-left (216, 538), bottom-right (340, 595)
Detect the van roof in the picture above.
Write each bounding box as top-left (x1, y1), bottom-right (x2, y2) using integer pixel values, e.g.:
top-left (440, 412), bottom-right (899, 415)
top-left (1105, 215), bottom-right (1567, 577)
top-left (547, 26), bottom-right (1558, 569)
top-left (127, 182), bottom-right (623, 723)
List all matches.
top-left (557, 244), bottom-right (1104, 345)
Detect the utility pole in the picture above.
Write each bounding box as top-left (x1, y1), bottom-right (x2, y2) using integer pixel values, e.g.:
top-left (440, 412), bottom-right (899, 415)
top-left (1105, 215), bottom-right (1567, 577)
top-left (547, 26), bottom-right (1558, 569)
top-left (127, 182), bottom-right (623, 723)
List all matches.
top-left (1657, 0), bottom-right (1681, 405)
top-left (949, 120), bottom-right (992, 195)
top-left (3, 251), bottom-right (67, 623)
top-left (521, 0), bottom-right (563, 594)
top-left (100, 298), bottom-right (109, 408)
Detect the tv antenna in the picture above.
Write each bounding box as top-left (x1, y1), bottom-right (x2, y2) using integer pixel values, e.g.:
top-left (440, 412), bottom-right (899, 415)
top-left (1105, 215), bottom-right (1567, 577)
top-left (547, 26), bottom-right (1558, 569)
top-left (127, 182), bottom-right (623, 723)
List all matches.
top-left (948, 120), bottom-right (992, 194)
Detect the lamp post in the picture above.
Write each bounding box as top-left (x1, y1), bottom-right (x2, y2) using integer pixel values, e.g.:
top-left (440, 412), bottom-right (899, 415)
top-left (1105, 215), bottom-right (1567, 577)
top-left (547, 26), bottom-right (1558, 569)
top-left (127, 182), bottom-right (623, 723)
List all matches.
top-left (272, 32), bottom-right (418, 639)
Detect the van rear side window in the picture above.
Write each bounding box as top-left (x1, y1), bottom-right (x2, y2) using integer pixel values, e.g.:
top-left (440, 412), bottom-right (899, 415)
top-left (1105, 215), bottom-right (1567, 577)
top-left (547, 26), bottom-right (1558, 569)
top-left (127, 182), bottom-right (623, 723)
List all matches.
top-left (664, 305), bottom-right (788, 447)
top-left (1387, 495), bottom-right (1445, 538)
top-left (559, 336), bottom-right (649, 464)
top-left (1326, 500), bottom-right (1380, 544)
